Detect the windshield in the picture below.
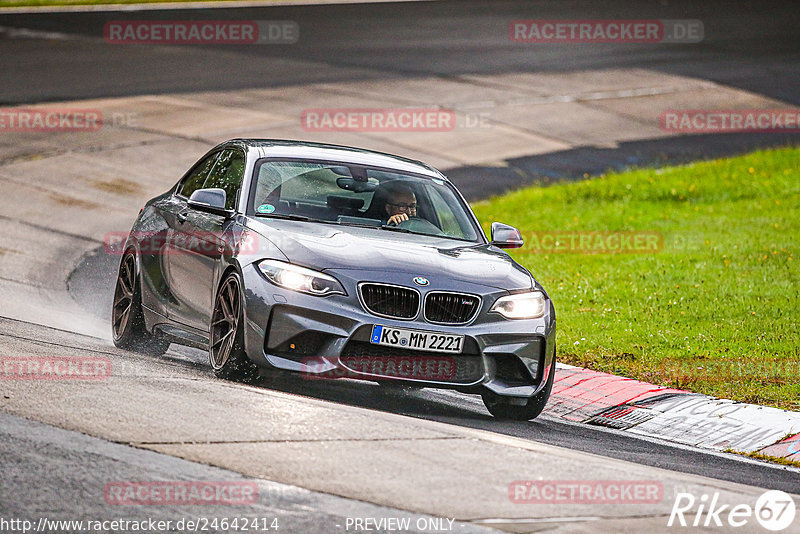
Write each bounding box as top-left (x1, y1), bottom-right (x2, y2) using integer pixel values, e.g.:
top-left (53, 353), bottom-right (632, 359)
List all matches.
top-left (249, 159), bottom-right (482, 242)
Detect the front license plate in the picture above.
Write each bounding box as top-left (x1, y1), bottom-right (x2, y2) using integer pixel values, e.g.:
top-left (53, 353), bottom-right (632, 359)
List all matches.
top-left (370, 325), bottom-right (464, 354)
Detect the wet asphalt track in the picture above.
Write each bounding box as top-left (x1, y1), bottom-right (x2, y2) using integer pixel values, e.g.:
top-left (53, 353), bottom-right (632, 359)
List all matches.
top-left (1, 0), bottom-right (799, 514)
top-left (2, 1), bottom-right (798, 192)
top-left (63, 244), bottom-right (800, 493)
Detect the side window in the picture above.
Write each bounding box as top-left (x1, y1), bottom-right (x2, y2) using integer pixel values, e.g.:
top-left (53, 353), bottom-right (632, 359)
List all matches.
top-left (204, 149), bottom-right (245, 210)
top-left (178, 153), bottom-right (219, 199)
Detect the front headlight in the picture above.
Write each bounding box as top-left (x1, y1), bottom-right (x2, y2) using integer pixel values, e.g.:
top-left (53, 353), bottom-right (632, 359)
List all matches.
top-left (258, 260), bottom-right (346, 296)
top-left (490, 291), bottom-right (546, 319)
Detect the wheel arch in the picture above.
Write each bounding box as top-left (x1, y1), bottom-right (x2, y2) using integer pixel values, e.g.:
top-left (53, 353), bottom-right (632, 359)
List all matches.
top-left (214, 261), bottom-right (250, 350)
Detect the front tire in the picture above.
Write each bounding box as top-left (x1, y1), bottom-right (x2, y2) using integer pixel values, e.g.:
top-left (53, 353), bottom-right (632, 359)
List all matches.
top-left (111, 250), bottom-right (169, 356)
top-left (482, 352), bottom-right (556, 421)
top-left (209, 271), bottom-right (259, 383)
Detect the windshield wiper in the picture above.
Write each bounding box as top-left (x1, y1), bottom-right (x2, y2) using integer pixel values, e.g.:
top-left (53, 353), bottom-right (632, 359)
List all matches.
top-left (253, 212), bottom-right (348, 227)
top-left (253, 213), bottom-right (316, 222)
top-left (379, 224), bottom-right (414, 234)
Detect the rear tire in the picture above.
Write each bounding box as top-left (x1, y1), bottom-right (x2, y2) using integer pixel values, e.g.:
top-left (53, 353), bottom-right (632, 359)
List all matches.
top-left (482, 352), bottom-right (556, 421)
top-left (209, 271), bottom-right (259, 383)
top-left (111, 250), bottom-right (169, 356)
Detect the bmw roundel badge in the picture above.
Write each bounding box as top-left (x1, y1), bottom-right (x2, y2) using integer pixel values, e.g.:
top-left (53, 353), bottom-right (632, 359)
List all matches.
top-left (413, 277), bottom-right (429, 286)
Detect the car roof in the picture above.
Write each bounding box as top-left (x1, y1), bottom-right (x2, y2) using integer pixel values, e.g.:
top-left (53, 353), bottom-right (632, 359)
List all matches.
top-left (219, 138), bottom-right (447, 180)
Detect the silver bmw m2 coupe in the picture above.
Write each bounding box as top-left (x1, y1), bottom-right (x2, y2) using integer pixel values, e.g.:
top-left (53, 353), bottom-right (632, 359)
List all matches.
top-left (112, 139), bottom-right (556, 420)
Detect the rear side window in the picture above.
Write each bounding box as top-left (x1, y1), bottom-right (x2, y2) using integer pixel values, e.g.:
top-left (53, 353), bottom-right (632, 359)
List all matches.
top-left (204, 149), bottom-right (245, 210)
top-left (179, 153), bottom-right (219, 199)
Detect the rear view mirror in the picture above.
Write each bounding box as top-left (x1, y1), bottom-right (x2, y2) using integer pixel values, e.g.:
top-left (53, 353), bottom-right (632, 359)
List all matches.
top-left (490, 222), bottom-right (524, 249)
top-left (337, 177), bottom-right (377, 193)
top-left (188, 188), bottom-right (232, 217)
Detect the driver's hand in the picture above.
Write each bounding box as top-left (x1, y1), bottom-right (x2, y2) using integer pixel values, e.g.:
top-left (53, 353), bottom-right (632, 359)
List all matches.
top-left (388, 213), bottom-right (409, 225)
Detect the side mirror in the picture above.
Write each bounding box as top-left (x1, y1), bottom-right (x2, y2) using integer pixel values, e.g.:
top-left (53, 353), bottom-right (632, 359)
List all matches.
top-left (188, 188), bottom-right (232, 217)
top-left (490, 222), bottom-right (524, 249)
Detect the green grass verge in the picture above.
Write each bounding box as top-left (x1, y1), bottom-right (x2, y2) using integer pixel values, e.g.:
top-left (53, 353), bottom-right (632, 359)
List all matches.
top-left (725, 448), bottom-right (800, 468)
top-left (471, 146), bottom-right (800, 411)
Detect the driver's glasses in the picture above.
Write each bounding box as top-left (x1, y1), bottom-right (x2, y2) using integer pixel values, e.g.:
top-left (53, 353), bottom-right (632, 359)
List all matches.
top-left (388, 202), bottom-right (417, 212)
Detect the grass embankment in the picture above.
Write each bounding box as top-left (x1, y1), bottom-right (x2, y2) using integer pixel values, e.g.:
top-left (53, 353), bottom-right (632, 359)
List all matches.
top-left (471, 146), bottom-right (800, 411)
top-left (726, 448), bottom-right (800, 468)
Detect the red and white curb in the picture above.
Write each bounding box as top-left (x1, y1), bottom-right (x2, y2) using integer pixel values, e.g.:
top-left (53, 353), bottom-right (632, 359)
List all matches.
top-left (547, 363), bottom-right (800, 461)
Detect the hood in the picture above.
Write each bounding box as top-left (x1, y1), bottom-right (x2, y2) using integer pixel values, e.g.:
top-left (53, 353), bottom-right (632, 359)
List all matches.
top-left (246, 218), bottom-right (534, 291)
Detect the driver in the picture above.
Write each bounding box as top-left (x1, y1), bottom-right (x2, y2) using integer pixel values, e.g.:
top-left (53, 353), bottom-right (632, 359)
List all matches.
top-left (383, 183), bottom-right (417, 225)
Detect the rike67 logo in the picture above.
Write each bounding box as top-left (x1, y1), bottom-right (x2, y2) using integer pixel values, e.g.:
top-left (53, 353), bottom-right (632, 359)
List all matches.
top-left (669, 490), bottom-right (796, 531)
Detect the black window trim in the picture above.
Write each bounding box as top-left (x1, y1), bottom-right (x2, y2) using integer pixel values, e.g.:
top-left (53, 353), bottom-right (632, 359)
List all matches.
top-left (174, 147), bottom-right (247, 212)
top-left (202, 147), bottom-right (247, 211)
top-left (173, 150), bottom-right (223, 200)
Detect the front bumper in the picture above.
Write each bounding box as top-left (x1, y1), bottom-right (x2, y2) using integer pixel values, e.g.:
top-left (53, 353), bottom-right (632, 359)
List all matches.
top-left (240, 264), bottom-right (556, 398)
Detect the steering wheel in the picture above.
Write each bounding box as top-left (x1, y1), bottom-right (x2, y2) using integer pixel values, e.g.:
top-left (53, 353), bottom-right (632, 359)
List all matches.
top-left (395, 216), bottom-right (442, 234)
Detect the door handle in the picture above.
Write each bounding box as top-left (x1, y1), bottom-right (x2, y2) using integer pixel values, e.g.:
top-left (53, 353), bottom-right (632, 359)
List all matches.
top-left (176, 210), bottom-right (189, 224)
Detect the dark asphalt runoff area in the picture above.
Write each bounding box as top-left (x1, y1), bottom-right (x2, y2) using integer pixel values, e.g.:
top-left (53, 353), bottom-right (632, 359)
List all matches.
top-left (1, 0), bottom-right (799, 105)
top-left (0, 411), bottom-right (494, 534)
top-left (1, 1), bottom-right (798, 190)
